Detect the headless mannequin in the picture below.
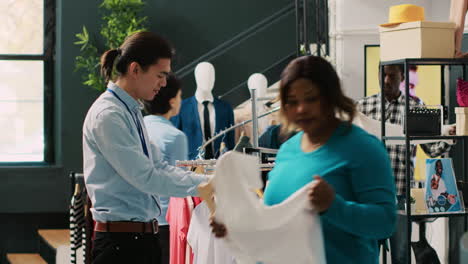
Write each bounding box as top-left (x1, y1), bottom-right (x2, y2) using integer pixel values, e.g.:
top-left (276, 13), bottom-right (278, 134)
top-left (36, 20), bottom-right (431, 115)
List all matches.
top-left (450, 0), bottom-right (468, 57)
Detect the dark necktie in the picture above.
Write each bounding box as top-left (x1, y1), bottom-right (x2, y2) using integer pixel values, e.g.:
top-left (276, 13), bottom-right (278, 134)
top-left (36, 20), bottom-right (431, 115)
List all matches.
top-left (203, 101), bottom-right (214, 159)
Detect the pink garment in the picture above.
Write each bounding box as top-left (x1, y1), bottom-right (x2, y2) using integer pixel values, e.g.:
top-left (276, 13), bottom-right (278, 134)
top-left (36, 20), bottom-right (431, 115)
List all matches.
top-left (457, 78), bottom-right (468, 107)
top-left (166, 196), bottom-right (203, 264)
top-left (186, 197), bottom-right (194, 264)
top-left (167, 197), bottom-right (191, 264)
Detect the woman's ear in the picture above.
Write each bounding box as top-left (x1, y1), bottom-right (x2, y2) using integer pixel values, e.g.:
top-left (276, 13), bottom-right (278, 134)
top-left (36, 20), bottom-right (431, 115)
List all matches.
top-left (168, 97), bottom-right (176, 109)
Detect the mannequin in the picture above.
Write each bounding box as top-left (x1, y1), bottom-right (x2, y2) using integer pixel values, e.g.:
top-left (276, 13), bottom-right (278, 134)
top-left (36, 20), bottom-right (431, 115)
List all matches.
top-left (194, 62), bottom-right (215, 103)
top-left (234, 74), bottom-right (280, 144)
top-left (172, 62), bottom-right (235, 159)
top-left (247, 73), bottom-right (269, 137)
top-left (194, 62), bottom-right (216, 155)
top-left (247, 73), bottom-right (268, 99)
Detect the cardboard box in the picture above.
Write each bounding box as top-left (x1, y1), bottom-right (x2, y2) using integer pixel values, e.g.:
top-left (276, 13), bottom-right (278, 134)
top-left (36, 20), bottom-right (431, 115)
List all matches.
top-left (380, 21), bottom-right (455, 61)
top-left (410, 188), bottom-right (427, 214)
top-left (455, 107), bottom-right (468, 135)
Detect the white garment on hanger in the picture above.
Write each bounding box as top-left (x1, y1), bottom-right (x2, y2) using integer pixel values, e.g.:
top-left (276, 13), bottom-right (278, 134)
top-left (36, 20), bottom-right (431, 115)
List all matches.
top-left (187, 202), bottom-right (237, 264)
top-left (211, 151), bottom-right (326, 264)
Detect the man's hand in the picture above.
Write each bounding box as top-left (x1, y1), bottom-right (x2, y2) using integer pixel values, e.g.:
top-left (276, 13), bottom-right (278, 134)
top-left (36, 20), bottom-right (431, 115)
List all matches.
top-left (209, 217), bottom-right (227, 238)
top-left (308, 175), bottom-right (336, 213)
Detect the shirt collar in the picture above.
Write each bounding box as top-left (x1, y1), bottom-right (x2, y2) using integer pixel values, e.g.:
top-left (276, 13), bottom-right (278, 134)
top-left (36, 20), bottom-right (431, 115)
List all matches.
top-left (107, 81), bottom-right (143, 112)
top-left (379, 92), bottom-right (404, 104)
top-left (195, 90), bottom-right (214, 103)
top-left (144, 115), bottom-right (173, 126)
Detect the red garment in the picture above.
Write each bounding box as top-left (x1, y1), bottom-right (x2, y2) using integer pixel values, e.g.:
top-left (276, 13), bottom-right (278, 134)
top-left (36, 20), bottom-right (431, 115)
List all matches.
top-left (192, 197), bottom-right (202, 206)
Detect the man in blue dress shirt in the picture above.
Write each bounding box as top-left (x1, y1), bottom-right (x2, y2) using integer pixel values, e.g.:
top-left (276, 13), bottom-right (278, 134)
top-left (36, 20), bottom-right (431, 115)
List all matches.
top-left (82, 32), bottom-right (207, 264)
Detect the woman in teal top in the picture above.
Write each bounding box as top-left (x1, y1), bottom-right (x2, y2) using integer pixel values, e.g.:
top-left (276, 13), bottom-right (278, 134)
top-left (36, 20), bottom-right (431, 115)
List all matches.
top-left (211, 56), bottom-right (396, 264)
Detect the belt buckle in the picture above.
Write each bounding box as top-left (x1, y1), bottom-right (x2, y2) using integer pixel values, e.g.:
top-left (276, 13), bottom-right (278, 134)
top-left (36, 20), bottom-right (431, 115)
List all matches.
top-left (151, 219), bottom-right (158, 234)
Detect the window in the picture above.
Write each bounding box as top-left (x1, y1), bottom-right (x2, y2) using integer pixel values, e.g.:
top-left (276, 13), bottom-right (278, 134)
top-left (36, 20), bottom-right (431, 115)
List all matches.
top-left (0, 0), bottom-right (55, 163)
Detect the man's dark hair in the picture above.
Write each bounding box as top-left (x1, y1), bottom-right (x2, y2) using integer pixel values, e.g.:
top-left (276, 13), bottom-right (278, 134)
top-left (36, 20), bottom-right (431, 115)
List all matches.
top-left (378, 63), bottom-right (404, 75)
top-left (100, 31), bottom-right (174, 83)
top-left (144, 74), bottom-right (182, 115)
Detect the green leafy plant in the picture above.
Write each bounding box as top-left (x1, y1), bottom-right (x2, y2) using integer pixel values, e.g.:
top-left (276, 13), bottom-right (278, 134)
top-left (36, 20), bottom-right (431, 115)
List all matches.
top-left (74, 0), bottom-right (148, 92)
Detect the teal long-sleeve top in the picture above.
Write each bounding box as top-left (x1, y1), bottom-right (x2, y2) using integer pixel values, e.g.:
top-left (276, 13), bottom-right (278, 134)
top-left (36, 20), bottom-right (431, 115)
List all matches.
top-left (264, 123), bottom-right (396, 264)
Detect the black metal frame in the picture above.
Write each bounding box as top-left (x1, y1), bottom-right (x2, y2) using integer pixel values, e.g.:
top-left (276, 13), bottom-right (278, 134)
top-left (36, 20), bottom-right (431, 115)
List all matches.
top-left (0, 0), bottom-right (55, 165)
top-left (295, 0), bottom-right (329, 57)
top-left (380, 58), bottom-right (468, 264)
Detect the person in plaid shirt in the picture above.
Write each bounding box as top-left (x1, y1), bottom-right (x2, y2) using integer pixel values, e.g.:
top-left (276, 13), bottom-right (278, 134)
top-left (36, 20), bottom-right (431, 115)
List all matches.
top-left (356, 64), bottom-right (455, 264)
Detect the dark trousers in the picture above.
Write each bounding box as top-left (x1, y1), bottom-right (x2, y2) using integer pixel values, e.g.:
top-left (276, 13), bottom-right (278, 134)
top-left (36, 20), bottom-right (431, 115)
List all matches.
top-left (390, 214), bottom-right (408, 264)
top-left (92, 232), bottom-right (161, 264)
top-left (159, 225), bottom-right (170, 264)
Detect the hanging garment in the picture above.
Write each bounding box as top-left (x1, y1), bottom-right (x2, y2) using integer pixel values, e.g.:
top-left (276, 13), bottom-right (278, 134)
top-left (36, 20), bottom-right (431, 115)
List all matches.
top-left (167, 197), bottom-right (191, 264)
top-left (70, 185), bottom-right (87, 264)
top-left (187, 202), bottom-right (237, 264)
top-left (167, 196), bottom-right (204, 264)
top-left (411, 238), bottom-right (441, 264)
top-left (210, 151), bottom-right (326, 264)
top-left (186, 197), bottom-right (194, 264)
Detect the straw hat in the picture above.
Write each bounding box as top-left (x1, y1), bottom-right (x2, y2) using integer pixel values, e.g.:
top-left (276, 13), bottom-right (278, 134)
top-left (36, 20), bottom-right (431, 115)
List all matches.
top-left (380, 4), bottom-right (425, 27)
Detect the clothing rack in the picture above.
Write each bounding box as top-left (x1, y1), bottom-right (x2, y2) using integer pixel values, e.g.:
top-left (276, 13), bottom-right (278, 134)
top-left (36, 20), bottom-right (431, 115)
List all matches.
top-left (197, 106), bottom-right (280, 158)
top-left (175, 158), bottom-right (275, 170)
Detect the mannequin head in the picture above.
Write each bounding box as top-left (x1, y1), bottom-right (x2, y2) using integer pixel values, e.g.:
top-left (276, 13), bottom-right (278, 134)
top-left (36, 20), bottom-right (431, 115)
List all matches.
top-left (247, 73), bottom-right (268, 98)
top-left (195, 62), bottom-right (215, 94)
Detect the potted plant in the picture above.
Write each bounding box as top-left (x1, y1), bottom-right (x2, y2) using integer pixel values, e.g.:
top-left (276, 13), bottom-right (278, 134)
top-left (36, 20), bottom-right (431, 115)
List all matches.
top-left (74, 0), bottom-right (148, 92)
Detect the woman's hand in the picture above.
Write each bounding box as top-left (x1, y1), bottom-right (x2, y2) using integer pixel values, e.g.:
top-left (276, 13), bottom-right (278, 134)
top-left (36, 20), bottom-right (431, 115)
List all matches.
top-left (308, 175), bottom-right (336, 213)
top-left (209, 217), bottom-right (227, 238)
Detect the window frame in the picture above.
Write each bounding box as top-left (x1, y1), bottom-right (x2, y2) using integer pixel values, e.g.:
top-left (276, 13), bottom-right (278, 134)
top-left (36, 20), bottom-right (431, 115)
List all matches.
top-left (0, 0), bottom-right (56, 165)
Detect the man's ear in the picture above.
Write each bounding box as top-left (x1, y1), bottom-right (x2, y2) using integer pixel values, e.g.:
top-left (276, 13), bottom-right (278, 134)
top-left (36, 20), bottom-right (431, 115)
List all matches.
top-left (128, 62), bottom-right (140, 78)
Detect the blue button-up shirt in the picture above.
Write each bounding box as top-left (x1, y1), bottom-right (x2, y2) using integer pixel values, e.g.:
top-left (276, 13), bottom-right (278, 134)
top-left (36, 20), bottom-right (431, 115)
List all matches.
top-left (144, 115), bottom-right (189, 225)
top-left (83, 82), bottom-right (207, 222)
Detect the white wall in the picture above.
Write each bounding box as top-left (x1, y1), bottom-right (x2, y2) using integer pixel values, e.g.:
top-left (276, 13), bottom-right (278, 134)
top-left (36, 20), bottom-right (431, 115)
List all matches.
top-left (333, 0), bottom-right (465, 100)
